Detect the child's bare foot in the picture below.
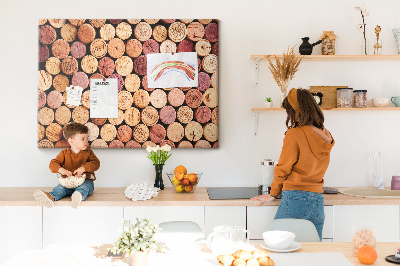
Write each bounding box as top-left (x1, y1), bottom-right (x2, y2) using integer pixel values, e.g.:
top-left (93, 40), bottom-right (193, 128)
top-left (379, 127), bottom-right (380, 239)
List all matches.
top-left (34, 190), bottom-right (54, 208)
top-left (71, 191), bottom-right (82, 209)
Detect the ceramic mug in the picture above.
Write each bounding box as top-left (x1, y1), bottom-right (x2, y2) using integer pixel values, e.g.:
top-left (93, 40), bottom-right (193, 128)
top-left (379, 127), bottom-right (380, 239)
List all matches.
top-left (391, 176), bottom-right (400, 190)
top-left (391, 97), bottom-right (400, 107)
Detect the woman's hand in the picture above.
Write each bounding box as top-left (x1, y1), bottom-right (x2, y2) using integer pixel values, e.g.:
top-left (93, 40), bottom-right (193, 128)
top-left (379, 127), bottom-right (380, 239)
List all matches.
top-left (250, 194), bottom-right (275, 207)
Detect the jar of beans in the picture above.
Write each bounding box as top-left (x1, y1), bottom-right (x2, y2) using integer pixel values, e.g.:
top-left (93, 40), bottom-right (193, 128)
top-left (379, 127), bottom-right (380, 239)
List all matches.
top-left (354, 90), bottom-right (367, 108)
top-left (337, 88), bottom-right (353, 108)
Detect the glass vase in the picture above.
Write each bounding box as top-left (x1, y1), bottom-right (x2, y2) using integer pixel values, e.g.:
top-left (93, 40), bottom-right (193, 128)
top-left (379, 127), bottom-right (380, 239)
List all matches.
top-left (361, 37), bottom-right (369, 55)
top-left (154, 164), bottom-right (164, 190)
top-left (279, 88), bottom-right (288, 107)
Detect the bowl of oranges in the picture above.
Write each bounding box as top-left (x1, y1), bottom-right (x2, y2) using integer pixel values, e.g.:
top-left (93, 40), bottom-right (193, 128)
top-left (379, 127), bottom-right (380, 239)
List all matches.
top-left (167, 165), bottom-right (202, 193)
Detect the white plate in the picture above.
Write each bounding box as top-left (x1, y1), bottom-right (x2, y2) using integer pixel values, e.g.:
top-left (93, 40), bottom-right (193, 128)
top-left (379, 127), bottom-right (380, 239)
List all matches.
top-left (260, 241), bottom-right (302, 253)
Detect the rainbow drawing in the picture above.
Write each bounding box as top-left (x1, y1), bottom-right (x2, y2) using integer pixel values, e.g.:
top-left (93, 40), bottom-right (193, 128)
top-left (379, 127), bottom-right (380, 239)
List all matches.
top-left (150, 61), bottom-right (196, 82)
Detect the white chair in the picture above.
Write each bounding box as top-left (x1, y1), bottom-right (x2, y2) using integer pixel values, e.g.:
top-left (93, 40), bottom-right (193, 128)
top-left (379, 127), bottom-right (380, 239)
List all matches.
top-left (267, 219), bottom-right (321, 242)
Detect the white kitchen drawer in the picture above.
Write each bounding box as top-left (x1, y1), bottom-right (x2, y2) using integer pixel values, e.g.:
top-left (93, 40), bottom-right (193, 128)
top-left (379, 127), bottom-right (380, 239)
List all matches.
top-left (333, 205), bottom-right (399, 242)
top-left (0, 206), bottom-right (42, 264)
top-left (204, 206), bottom-right (246, 236)
top-left (124, 206), bottom-right (205, 232)
top-left (43, 206), bottom-right (123, 247)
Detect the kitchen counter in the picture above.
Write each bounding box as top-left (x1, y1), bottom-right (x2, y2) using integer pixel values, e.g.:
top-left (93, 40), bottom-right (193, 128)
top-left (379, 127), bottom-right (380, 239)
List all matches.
top-left (1, 187), bottom-right (400, 206)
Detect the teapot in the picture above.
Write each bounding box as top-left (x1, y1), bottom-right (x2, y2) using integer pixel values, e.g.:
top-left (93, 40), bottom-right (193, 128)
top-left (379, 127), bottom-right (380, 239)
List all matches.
top-left (299, 37), bottom-right (322, 55)
top-left (207, 225), bottom-right (233, 256)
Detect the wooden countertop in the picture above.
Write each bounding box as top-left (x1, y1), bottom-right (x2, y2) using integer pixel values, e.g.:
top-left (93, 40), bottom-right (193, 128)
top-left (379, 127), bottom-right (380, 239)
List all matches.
top-left (1, 187), bottom-right (400, 206)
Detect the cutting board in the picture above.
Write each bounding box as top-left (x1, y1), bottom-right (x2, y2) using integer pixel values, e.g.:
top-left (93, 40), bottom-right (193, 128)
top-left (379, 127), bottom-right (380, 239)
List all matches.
top-left (309, 86), bottom-right (348, 108)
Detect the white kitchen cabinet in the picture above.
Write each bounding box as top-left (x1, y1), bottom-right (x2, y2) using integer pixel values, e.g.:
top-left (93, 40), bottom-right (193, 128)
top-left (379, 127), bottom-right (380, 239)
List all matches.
top-left (43, 206), bottom-right (123, 247)
top-left (333, 205), bottom-right (399, 242)
top-left (0, 206), bottom-right (42, 264)
top-left (124, 206), bottom-right (205, 232)
top-left (204, 206), bottom-right (246, 236)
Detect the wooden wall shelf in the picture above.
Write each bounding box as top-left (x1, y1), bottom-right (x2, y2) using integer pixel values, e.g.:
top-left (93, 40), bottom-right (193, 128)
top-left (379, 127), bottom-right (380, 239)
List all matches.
top-left (250, 55), bottom-right (400, 61)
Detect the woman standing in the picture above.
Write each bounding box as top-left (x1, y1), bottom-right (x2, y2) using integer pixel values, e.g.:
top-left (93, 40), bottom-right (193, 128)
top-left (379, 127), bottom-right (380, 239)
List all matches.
top-left (251, 88), bottom-right (335, 240)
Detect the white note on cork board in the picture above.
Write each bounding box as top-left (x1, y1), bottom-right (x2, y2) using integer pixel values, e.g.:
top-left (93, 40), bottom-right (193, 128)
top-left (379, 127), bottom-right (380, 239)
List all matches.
top-left (90, 79), bottom-right (118, 118)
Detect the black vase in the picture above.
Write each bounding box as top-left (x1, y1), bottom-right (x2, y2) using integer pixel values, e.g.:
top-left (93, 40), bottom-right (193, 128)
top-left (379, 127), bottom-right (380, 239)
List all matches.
top-left (299, 37), bottom-right (322, 55)
top-left (154, 164), bottom-right (164, 190)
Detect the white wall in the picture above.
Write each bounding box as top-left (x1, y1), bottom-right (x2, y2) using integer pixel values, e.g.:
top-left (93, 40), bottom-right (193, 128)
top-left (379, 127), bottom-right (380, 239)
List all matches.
top-left (1, 0), bottom-right (400, 188)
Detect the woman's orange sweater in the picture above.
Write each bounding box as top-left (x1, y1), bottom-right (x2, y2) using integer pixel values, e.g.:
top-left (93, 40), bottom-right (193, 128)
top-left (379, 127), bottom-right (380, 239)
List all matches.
top-left (270, 125), bottom-right (335, 197)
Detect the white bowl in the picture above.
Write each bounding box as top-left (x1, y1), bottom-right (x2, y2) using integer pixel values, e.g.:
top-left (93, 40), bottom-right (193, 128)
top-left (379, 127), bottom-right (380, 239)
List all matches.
top-left (57, 173), bottom-right (86, 189)
top-left (263, 230), bottom-right (295, 250)
top-left (372, 98), bottom-right (390, 107)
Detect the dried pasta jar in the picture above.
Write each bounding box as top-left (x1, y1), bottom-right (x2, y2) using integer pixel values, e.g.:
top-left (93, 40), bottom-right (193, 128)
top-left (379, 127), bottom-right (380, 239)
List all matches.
top-left (352, 223), bottom-right (377, 255)
top-left (354, 90), bottom-right (367, 108)
top-left (337, 88), bottom-right (353, 108)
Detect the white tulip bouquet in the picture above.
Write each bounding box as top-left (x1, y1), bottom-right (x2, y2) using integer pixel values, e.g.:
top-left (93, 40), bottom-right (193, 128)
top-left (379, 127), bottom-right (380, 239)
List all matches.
top-left (146, 145), bottom-right (172, 165)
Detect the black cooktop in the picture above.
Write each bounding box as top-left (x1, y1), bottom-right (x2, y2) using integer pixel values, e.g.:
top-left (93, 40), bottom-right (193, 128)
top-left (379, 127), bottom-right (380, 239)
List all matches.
top-left (207, 187), bottom-right (259, 200)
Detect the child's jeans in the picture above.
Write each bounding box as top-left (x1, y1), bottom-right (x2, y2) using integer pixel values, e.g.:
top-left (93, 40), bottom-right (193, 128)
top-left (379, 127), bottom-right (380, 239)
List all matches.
top-left (50, 180), bottom-right (94, 201)
top-left (274, 190), bottom-right (324, 240)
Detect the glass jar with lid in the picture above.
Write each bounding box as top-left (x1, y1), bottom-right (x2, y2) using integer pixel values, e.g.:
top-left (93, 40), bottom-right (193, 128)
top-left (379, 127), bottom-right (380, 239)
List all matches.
top-left (337, 88), bottom-right (353, 108)
top-left (354, 90), bottom-right (367, 108)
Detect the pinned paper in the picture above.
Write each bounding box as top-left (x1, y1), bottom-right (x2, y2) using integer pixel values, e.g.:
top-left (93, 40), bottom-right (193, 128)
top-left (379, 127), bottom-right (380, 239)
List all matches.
top-left (66, 86), bottom-right (83, 106)
top-left (147, 52), bottom-right (198, 88)
top-left (90, 79), bottom-right (118, 118)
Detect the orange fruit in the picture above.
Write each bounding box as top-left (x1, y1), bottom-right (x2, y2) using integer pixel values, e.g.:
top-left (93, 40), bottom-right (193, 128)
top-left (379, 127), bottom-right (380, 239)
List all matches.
top-left (357, 246), bottom-right (377, 264)
top-left (174, 165), bottom-right (187, 175)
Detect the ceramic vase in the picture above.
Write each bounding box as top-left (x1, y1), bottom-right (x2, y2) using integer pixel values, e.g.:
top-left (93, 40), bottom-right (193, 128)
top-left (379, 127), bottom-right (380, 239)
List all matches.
top-left (264, 101), bottom-right (273, 108)
top-left (392, 28), bottom-right (400, 54)
top-left (130, 250), bottom-right (149, 266)
top-left (154, 164), bottom-right (164, 190)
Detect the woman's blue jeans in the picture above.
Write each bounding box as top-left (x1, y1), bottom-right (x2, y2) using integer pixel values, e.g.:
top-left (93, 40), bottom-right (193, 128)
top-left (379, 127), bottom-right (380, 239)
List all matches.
top-left (274, 190), bottom-right (324, 240)
top-left (50, 180), bottom-right (94, 201)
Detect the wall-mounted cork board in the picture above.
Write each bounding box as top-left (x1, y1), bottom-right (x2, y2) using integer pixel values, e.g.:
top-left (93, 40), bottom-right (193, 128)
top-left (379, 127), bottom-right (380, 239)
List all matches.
top-left (38, 19), bottom-right (218, 148)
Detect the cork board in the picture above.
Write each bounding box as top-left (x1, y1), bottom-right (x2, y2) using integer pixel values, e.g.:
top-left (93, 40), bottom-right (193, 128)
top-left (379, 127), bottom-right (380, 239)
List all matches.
top-left (37, 19), bottom-right (218, 149)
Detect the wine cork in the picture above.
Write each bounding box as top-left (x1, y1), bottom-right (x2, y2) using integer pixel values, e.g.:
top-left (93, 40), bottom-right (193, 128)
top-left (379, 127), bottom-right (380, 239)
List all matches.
top-left (127, 19), bottom-right (141, 24)
top-left (153, 25), bottom-right (167, 42)
top-left (85, 122), bottom-right (99, 141)
top-left (149, 124), bottom-right (166, 144)
top-left (38, 90), bottom-right (46, 109)
top-left (142, 75), bottom-right (153, 92)
top-left (52, 39), bottom-right (70, 59)
top-left (133, 89), bottom-right (150, 108)
top-left (212, 42), bottom-right (218, 56)
top-left (198, 72), bottom-right (211, 91)
top-left (38, 19), bottom-right (47, 25)
top-left (143, 39), bottom-right (159, 54)
top-left (55, 106), bottom-right (71, 125)
top-left (81, 55), bottom-right (98, 74)
top-left (90, 73), bottom-right (105, 84)
top-left (168, 88), bottom-right (185, 107)
top-left (100, 124), bottom-right (117, 142)
top-left (39, 44), bottom-right (49, 62)
top-left (150, 89), bottom-right (167, 108)
top-left (46, 57), bottom-right (61, 75)
top-left (90, 39), bottom-right (108, 58)
top-left (47, 90), bottom-right (63, 109)
top-left (109, 140), bottom-right (124, 148)
top-left (91, 118), bottom-right (107, 126)
top-left (38, 139), bottom-right (54, 148)
top-left (89, 19), bottom-right (106, 28)
top-left (133, 124), bottom-right (149, 143)
top-left (116, 22), bottom-right (132, 40)
top-left (160, 40), bottom-right (177, 53)
top-left (61, 56), bottom-right (79, 75)
top-left (141, 106), bottom-right (159, 126)
top-left (115, 56), bottom-right (133, 76)
top-left (124, 107), bottom-right (140, 127)
top-left (160, 140), bottom-right (175, 148)
top-left (203, 123), bottom-right (218, 142)
top-left (118, 91), bottom-right (133, 110)
top-left (167, 122), bottom-right (184, 142)
top-left (53, 74), bottom-right (69, 92)
top-left (46, 123), bottom-right (63, 142)
top-left (38, 70), bottom-right (52, 91)
top-left (187, 22), bottom-right (205, 41)
top-left (134, 22), bottom-right (152, 42)
top-left (202, 54), bottom-right (218, 73)
top-left (125, 74), bottom-right (141, 92)
top-left (144, 19), bottom-right (159, 24)
top-left (160, 106), bottom-right (176, 125)
top-left (211, 107), bottom-right (218, 125)
top-left (133, 55), bottom-right (147, 75)
top-left (125, 140), bottom-right (141, 148)
top-left (211, 71), bottom-right (218, 89)
top-left (195, 106), bottom-right (211, 123)
top-left (72, 71), bottom-right (89, 89)
top-left (109, 73), bottom-right (124, 92)
top-left (203, 87), bottom-right (218, 108)
top-left (212, 141), bottom-right (218, 148)
top-left (98, 57), bottom-right (115, 77)
top-left (117, 125), bottom-right (132, 142)
top-left (195, 39), bottom-right (211, 56)
top-left (177, 39), bottom-right (194, 52)
top-left (168, 22), bottom-right (187, 42)
top-left (185, 121), bottom-right (203, 141)
top-left (162, 19), bottom-right (175, 24)
top-left (39, 25), bottom-right (56, 44)
top-left (205, 22), bottom-right (218, 42)
top-left (70, 41), bottom-right (86, 59)
top-left (198, 57), bottom-right (202, 71)
top-left (78, 23), bottom-right (96, 44)
top-left (81, 90), bottom-right (91, 109)
top-left (100, 24), bottom-right (116, 41)
top-left (177, 106), bottom-right (193, 124)
top-left (108, 19), bottom-right (122, 24)
top-left (61, 23), bottom-right (77, 43)
top-left (55, 140), bottom-right (70, 148)
top-left (142, 141), bottom-right (156, 148)
top-left (91, 139), bottom-right (108, 148)
top-left (38, 124), bottom-right (45, 141)
top-left (185, 89), bottom-right (203, 108)
top-left (194, 140), bottom-right (211, 148)
top-left (69, 19), bottom-right (85, 27)
top-left (49, 19), bottom-right (66, 28)
top-left (108, 38), bottom-right (126, 59)
top-left (108, 109), bottom-right (124, 125)
top-left (198, 19), bottom-right (212, 25)
top-left (38, 107), bottom-right (54, 125)
top-left (177, 141), bottom-right (193, 148)
top-left (126, 39), bottom-right (142, 58)
top-left (180, 19), bottom-right (193, 24)
top-left (72, 106), bottom-right (89, 124)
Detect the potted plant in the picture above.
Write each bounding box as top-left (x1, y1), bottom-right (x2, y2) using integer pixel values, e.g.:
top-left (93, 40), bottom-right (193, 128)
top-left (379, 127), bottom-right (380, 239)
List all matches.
top-left (111, 218), bottom-right (164, 266)
top-left (265, 97), bottom-right (273, 108)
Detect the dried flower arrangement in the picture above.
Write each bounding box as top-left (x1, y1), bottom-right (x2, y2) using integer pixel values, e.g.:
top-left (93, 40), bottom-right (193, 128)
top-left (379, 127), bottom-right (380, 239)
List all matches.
top-left (355, 5), bottom-right (370, 55)
top-left (267, 46), bottom-right (303, 98)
